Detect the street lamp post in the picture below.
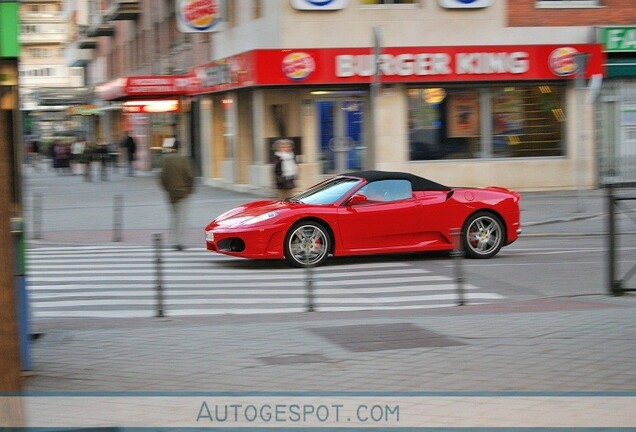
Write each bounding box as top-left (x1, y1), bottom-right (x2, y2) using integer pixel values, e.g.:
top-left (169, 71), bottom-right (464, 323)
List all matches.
top-left (573, 52), bottom-right (589, 213)
top-left (369, 26), bottom-right (382, 170)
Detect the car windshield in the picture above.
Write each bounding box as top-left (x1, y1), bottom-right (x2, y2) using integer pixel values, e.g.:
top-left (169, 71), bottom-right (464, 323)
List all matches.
top-left (293, 177), bottom-right (362, 205)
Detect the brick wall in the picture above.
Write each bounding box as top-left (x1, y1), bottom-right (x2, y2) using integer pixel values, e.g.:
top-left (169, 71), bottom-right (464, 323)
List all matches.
top-left (508, 0), bottom-right (636, 27)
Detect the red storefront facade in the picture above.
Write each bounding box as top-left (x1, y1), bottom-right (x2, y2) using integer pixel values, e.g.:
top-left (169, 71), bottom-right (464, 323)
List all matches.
top-left (96, 76), bottom-right (192, 171)
top-left (183, 44), bottom-right (604, 193)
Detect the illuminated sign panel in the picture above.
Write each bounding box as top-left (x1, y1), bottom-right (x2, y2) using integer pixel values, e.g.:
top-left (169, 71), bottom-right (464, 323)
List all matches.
top-left (601, 27), bottom-right (636, 53)
top-left (122, 100), bottom-right (180, 113)
top-left (96, 76), bottom-right (193, 101)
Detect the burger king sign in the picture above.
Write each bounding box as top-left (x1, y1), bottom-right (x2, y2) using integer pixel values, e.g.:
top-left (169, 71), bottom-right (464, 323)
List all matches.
top-left (282, 52), bottom-right (316, 81)
top-left (176, 0), bottom-right (223, 33)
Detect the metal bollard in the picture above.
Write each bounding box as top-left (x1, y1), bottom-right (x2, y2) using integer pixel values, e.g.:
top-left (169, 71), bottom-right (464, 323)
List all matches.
top-left (32, 192), bottom-right (42, 240)
top-left (305, 262), bottom-right (315, 312)
top-left (113, 194), bottom-right (123, 242)
top-left (451, 228), bottom-right (465, 306)
top-left (153, 233), bottom-right (165, 317)
top-left (304, 251), bottom-right (315, 312)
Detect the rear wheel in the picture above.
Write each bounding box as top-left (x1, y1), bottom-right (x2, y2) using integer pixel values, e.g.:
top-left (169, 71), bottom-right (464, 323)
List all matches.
top-left (462, 212), bottom-right (505, 259)
top-left (284, 221), bottom-right (331, 267)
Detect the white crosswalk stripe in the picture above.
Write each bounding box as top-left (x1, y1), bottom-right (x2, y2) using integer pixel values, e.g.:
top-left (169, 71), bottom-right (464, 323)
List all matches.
top-left (26, 245), bottom-right (506, 318)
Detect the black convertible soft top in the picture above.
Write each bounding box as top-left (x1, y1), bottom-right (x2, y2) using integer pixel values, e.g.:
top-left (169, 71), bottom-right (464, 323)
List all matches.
top-left (342, 170), bottom-right (451, 192)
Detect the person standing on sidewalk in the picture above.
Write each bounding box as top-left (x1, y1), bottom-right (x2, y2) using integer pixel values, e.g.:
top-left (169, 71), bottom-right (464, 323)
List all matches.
top-left (272, 138), bottom-right (298, 200)
top-left (121, 131), bottom-right (137, 176)
top-left (159, 138), bottom-right (195, 251)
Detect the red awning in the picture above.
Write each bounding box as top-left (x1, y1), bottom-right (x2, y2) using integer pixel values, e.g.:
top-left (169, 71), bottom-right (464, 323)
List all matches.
top-left (95, 75), bottom-right (194, 101)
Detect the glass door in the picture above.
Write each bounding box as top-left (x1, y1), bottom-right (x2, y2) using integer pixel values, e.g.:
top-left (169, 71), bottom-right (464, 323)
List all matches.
top-left (317, 97), bottom-right (365, 175)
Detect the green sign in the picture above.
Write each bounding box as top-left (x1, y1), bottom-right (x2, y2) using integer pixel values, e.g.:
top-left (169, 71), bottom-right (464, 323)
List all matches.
top-left (0, 2), bottom-right (20, 58)
top-left (601, 27), bottom-right (636, 53)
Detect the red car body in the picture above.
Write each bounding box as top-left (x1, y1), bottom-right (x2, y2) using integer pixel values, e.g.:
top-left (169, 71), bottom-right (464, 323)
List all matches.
top-left (205, 171), bottom-right (521, 267)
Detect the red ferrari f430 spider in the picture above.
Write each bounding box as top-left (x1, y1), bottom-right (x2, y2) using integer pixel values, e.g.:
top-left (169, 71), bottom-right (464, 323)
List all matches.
top-left (205, 170), bottom-right (521, 267)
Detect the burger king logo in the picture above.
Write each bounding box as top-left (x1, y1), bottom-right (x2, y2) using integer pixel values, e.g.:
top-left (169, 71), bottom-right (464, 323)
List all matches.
top-left (282, 52), bottom-right (316, 81)
top-left (177, 0), bottom-right (220, 32)
top-left (549, 47), bottom-right (578, 77)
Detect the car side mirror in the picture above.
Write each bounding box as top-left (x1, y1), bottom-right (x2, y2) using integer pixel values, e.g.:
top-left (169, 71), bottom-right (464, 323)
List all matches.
top-left (347, 193), bottom-right (368, 205)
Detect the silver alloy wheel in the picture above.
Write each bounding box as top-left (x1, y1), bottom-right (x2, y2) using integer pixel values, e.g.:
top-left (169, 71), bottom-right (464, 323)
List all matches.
top-left (464, 213), bottom-right (504, 258)
top-left (285, 222), bottom-right (330, 267)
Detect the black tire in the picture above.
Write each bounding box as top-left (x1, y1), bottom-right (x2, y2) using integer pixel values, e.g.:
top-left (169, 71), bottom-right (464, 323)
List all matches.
top-left (462, 211), bottom-right (505, 259)
top-left (284, 220), bottom-right (331, 268)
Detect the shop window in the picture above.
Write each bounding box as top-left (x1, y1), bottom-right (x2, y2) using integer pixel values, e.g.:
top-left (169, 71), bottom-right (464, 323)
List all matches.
top-left (407, 84), bottom-right (565, 160)
top-left (492, 86), bottom-right (565, 157)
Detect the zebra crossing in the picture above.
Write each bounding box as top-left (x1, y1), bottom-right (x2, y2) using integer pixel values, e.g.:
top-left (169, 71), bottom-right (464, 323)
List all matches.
top-left (26, 245), bottom-right (506, 319)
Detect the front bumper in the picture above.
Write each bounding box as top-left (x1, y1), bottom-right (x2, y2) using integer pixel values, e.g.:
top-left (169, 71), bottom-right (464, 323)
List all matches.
top-left (204, 223), bottom-right (287, 259)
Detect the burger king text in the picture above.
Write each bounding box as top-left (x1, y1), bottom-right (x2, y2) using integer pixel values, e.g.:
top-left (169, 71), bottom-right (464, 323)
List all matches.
top-left (336, 52), bottom-right (530, 77)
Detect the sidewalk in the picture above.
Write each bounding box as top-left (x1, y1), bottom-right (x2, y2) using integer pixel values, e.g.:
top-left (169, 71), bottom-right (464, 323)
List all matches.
top-left (17, 165), bottom-right (636, 426)
top-left (24, 295), bottom-right (636, 393)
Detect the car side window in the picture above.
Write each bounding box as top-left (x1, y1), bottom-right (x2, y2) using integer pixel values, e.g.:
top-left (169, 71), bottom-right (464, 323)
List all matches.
top-left (358, 179), bottom-right (413, 202)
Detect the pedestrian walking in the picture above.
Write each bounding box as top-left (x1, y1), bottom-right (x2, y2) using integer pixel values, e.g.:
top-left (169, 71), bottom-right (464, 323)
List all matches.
top-left (96, 141), bottom-right (110, 181)
top-left (121, 131), bottom-right (137, 176)
top-left (159, 138), bottom-right (195, 251)
top-left (71, 138), bottom-right (86, 175)
top-left (30, 139), bottom-right (40, 170)
top-left (81, 141), bottom-right (95, 182)
top-left (272, 138), bottom-right (298, 200)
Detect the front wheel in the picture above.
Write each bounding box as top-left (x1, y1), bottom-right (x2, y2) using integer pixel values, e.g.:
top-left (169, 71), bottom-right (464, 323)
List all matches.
top-left (284, 221), bottom-right (331, 268)
top-left (462, 212), bottom-right (505, 259)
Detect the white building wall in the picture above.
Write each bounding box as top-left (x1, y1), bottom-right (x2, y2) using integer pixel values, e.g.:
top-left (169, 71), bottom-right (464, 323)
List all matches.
top-left (213, 0), bottom-right (284, 58)
top-left (212, 2), bottom-right (592, 61)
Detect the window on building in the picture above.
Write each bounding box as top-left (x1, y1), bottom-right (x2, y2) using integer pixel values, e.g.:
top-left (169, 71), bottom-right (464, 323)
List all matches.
top-left (141, 29), bottom-right (148, 67)
top-left (168, 8), bottom-right (178, 49)
top-left (226, 0), bottom-right (236, 26)
top-left (108, 51), bottom-right (115, 80)
top-left (407, 84), bottom-right (566, 160)
top-left (154, 22), bottom-right (161, 65)
top-left (536, 0), bottom-right (600, 8)
top-left (28, 48), bottom-right (54, 58)
top-left (253, 0), bottom-right (263, 19)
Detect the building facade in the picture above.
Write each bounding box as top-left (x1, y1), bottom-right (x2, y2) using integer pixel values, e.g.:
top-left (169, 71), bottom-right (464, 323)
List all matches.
top-left (19, 0), bottom-right (89, 141)
top-left (74, 0), bottom-right (636, 193)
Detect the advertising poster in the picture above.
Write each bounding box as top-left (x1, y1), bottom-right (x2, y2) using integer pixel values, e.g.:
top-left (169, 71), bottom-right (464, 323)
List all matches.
top-left (448, 93), bottom-right (479, 137)
top-left (493, 91), bottom-right (524, 135)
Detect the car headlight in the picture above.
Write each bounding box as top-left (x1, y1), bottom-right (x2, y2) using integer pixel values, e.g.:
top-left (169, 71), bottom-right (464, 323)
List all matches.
top-left (205, 231), bottom-right (214, 242)
top-left (242, 211), bottom-right (279, 225)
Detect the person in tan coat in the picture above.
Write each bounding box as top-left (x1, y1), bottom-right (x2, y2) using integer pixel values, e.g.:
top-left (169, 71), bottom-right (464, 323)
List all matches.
top-left (159, 138), bottom-right (195, 251)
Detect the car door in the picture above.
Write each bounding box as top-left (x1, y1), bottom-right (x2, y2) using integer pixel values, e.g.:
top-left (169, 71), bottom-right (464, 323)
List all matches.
top-left (336, 179), bottom-right (422, 251)
top-left (416, 190), bottom-right (458, 247)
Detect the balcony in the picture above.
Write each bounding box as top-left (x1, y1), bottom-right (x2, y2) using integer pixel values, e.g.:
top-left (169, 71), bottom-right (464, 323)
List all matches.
top-left (105, 0), bottom-right (141, 21)
top-left (87, 23), bottom-right (115, 38)
top-left (79, 38), bottom-right (98, 50)
top-left (32, 87), bottom-right (93, 107)
top-left (20, 32), bottom-right (67, 45)
top-left (66, 41), bottom-right (93, 67)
